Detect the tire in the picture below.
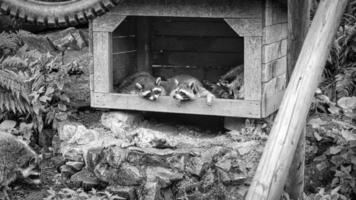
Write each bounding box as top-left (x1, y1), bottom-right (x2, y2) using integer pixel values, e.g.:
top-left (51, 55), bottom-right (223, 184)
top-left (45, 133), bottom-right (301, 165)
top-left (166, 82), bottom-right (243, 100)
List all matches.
top-left (0, 0), bottom-right (121, 27)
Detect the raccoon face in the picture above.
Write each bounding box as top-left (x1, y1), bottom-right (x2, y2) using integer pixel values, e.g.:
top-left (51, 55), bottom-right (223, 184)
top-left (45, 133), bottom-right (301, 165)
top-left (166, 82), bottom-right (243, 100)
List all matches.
top-left (19, 157), bottom-right (41, 185)
top-left (172, 81), bottom-right (197, 102)
top-left (135, 77), bottom-right (163, 101)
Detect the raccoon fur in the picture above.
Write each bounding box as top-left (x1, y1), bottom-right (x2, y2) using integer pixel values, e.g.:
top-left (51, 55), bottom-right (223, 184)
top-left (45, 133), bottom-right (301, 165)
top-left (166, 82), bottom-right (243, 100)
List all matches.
top-left (217, 65), bottom-right (244, 99)
top-left (164, 74), bottom-right (215, 106)
top-left (117, 72), bottom-right (165, 101)
top-left (0, 132), bottom-right (41, 200)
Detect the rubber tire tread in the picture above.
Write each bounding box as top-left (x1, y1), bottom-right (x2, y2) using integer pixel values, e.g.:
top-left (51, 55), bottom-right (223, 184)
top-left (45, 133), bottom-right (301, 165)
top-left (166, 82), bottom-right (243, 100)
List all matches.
top-left (0, 0), bottom-right (121, 27)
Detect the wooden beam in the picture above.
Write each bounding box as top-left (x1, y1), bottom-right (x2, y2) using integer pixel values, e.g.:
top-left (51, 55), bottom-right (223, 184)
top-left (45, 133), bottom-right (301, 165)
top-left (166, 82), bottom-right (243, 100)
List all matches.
top-left (110, 0), bottom-right (263, 19)
top-left (246, 0), bottom-right (348, 199)
top-left (287, 0), bottom-right (311, 81)
top-left (92, 93), bottom-right (261, 118)
top-left (93, 32), bottom-right (113, 93)
top-left (224, 18), bottom-right (262, 37)
top-left (285, 1), bottom-right (310, 199)
top-left (285, 126), bottom-right (306, 199)
top-left (136, 17), bottom-right (151, 72)
top-left (92, 13), bottom-right (126, 32)
top-left (244, 37), bottom-right (262, 101)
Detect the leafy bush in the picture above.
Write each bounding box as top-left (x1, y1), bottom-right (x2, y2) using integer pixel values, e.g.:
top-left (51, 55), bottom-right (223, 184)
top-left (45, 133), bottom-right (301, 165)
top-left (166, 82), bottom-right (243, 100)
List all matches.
top-left (0, 33), bottom-right (76, 132)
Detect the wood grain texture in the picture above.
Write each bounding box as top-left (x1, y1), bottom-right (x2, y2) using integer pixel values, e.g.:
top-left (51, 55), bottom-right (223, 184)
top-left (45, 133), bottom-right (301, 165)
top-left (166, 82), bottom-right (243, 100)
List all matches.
top-left (246, 1), bottom-right (348, 199)
top-left (244, 37), bottom-right (262, 101)
top-left (152, 36), bottom-right (244, 53)
top-left (224, 18), bottom-right (262, 37)
top-left (262, 39), bottom-right (287, 63)
top-left (93, 32), bottom-right (113, 93)
top-left (92, 93), bottom-right (261, 118)
top-left (136, 17), bottom-right (151, 72)
top-left (152, 19), bottom-right (237, 37)
top-left (152, 51), bottom-right (244, 68)
top-left (263, 23), bottom-right (288, 44)
top-left (92, 13), bottom-right (126, 32)
top-left (262, 56), bottom-right (287, 82)
top-left (285, 1), bottom-right (310, 200)
top-left (261, 74), bottom-right (286, 116)
top-left (111, 0), bottom-right (263, 19)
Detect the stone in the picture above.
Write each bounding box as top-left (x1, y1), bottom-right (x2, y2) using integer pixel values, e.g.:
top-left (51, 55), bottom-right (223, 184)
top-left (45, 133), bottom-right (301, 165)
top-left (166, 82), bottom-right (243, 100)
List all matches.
top-left (146, 167), bottom-right (183, 188)
top-left (94, 163), bottom-right (144, 186)
top-left (70, 169), bottom-right (100, 190)
top-left (101, 111), bottom-right (143, 134)
top-left (200, 169), bottom-right (215, 193)
top-left (60, 165), bottom-right (76, 179)
top-left (57, 121), bottom-right (81, 142)
top-left (66, 161), bottom-right (84, 171)
top-left (106, 185), bottom-right (137, 200)
top-left (62, 146), bottom-right (84, 162)
top-left (130, 128), bottom-right (176, 148)
top-left (67, 126), bottom-right (99, 145)
top-left (94, 163), bottom-right (119, 184)
top-left (0, 120), bottom-right (16, 132)
top-left (116, 163), bottom-right (144, 186)
top-left (185, 156), bottom-right (206, 177)
top-left (218, 169), bottom-right (247, 186)
top-left (85, 147), bottom-right (103, 171)
top-left (100, 146), bottom-right (127, 168)
top-left (142, 182), bottom-right (162, 200)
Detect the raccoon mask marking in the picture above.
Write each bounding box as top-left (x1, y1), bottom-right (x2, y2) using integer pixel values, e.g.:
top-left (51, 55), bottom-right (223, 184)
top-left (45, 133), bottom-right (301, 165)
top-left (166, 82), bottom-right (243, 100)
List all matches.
top-left (117, 72), bottom-right (165, 101)
top-left (136, 77), bottom-right (164, 101)
top-left (168, 75), bottom-right (215, 106)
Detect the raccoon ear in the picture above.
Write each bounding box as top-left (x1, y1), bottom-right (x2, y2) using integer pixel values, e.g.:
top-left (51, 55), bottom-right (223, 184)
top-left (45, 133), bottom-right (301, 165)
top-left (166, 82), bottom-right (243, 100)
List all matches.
top-left (189, 82), bottom-right (195, 89)
top-left (135, 83), bottom-right (143, 90)
top-left (174, 79), bottom-right (179, 85)
top-left (155, 77), bottom-right (161, 86)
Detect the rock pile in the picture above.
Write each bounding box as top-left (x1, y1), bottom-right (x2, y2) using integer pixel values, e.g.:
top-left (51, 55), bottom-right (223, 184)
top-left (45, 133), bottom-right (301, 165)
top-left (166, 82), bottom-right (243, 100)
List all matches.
top-left (56, 111), bottom-right (264, 200)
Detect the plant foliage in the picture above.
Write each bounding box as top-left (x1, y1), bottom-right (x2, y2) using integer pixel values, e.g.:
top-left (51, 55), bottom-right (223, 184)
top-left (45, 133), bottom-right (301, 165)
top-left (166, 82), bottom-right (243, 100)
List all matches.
top-left (0, 33), bottom-right (76, 132)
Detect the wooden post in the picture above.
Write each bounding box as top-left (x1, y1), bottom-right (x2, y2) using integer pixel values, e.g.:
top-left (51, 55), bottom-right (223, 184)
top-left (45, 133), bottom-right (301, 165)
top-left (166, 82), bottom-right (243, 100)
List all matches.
top-left (285, 127), bottom-right (306, 199)
top-left (285, 1), bottom-right (310, 199)
top-left (246, 0), bottom-right (348, 200)
top-left (136, 17), bottom-right (151, 73)
top-left (287, 0), bottom-right (311, 82)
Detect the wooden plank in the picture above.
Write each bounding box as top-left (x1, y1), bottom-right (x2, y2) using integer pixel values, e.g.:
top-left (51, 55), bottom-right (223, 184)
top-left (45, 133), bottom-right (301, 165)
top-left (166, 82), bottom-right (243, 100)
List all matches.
top-left (112, 37), bottom-right (136, 53)
top-left (152, 36), bottom-right (244, 53)
top-left (136, 17), bottom-right (151, 72)
top-left (286, 126), bottom-right (306, 200)
top-left (93, 13), bottom-right (126, 32)
top-left (288, 0), bottom-right (311, 81)
top-left (262, 56), bottom-right (287, 82)
top-left (152, 19), bottom-right (238, 37)
top-left (285, 1), bottom-right (310, 199)
top-left (152, 51), bottom-right (244, 68)
top-left (92, 92), bottom-right (261, 118)
top-left (93, 32), bottom-right (113, 93)
top-left (246, 1), bottom-right (348, 199)
top-left (111, 0), bottom-right (263, 19)
top-left (263, 23), bottom-right (288, 44)
top-left (112, 17), bottom-right (136, 37)
top-left (261, 73), bottom-right (286, 117)
top-left (152, 66), bottom-right (232, 82)
top-left (113, 52), bottom-right (137, 85)
top-left (244, 37), bottom-right (262, 101)
top-left (265, 1), bottom-right (288, 26)
top-left (224, 18), bottom-right (263, 37)
top-left (262, 39), bottom-right (287, 63)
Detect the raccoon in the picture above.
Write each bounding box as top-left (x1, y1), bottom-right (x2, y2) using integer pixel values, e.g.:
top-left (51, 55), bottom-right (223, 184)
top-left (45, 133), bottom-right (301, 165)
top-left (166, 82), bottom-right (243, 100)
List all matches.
top-left (117, 72), bottom-right (165, 101)
top-left (0, 132), bottom-right (41, 200)
top-left (218, 65), bottom-right (244, 99)
top-left (165, 75), bottom-right (215, 106)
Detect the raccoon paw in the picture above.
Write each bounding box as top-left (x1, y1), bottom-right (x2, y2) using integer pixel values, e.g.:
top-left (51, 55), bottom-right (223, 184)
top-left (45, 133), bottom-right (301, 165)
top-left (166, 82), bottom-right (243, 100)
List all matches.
top-left (206, 94), bottom-right (215, 106)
